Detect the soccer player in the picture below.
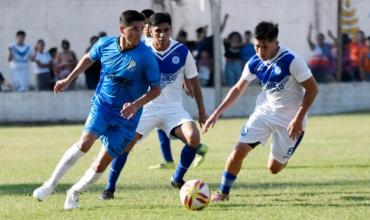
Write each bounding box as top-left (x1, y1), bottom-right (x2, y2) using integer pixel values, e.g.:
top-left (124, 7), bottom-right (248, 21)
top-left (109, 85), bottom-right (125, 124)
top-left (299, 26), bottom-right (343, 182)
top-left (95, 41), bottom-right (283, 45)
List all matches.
top-left (32, 10), bottom-right (161, 210)
top-left (99, 12), bottom-right (207, 200)
top-left (141, 9), bottom-right (208, 170)
top-left (202, 21), bottom-right (319, 201)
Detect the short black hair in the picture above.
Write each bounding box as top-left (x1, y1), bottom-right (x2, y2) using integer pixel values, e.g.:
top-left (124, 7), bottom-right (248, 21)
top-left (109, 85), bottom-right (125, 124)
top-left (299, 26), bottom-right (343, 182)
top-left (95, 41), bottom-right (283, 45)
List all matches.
top-left (148, 12), bottom-right (172, 26)
top-left (37, 39), bottom-right (45, 44)
top-left (196, 27), bottom-right (206, 34)
top-left (244, 30), bottom-right (252, 36)
top-left (254, 21), bottom-right (279, 41)
top-left (16, 30), bottom-right (26, 37)
top-left (119, 10), bottom-right (145, 26)
top-left (141, 9), bottom-right (155, 19)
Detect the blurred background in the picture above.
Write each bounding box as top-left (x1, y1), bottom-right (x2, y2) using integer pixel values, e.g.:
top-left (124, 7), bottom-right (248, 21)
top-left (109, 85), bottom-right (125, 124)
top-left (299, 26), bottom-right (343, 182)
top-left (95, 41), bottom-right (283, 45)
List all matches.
top-left (0, 0), bottom-right (369, 122)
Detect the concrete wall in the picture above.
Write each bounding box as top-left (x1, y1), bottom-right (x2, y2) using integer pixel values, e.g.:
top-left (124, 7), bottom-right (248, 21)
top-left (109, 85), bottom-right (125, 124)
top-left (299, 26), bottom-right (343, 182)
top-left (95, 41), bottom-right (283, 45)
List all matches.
top-left (1, 82), bottom-right (370, 123)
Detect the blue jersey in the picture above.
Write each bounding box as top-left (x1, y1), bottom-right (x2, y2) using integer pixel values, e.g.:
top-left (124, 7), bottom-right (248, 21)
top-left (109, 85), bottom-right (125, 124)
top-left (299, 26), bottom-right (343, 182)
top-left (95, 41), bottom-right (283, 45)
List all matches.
top-left (89, 36), bottom-right (160, 121)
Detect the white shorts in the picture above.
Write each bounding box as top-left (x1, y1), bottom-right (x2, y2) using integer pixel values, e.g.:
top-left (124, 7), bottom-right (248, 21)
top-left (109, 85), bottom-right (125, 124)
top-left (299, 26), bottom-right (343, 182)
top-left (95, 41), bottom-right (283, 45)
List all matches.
top-left (136, 104), bottom-right (194, 139)
top-left (238, 111), bottom-right (305, 164)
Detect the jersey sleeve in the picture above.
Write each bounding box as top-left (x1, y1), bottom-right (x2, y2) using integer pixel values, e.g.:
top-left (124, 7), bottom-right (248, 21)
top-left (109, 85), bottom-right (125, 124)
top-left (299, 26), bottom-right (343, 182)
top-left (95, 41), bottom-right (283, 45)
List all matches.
top-left (89, 38), bottom-right (103, 61)
top-left (241, 62), bottom-right (257, 82)
top-left (289, 56), bottom-right (313, 83)
top-left (184, 51), bottom-right (198, 79)
top-left (144, 51), bottom-right (160, 87)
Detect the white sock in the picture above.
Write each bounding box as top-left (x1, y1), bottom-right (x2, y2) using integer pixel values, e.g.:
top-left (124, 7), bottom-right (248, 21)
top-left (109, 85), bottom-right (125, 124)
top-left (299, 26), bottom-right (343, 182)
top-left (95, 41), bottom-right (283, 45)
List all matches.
top-left (70, 168), bottom-right (103, 192)
top-left (45, 144), bottom-right (85, 188)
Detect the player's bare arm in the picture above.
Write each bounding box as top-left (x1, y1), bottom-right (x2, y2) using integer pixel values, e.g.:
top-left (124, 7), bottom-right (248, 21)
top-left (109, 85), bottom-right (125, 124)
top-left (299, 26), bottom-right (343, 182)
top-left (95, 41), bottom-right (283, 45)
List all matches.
top-left (202, 78), bottom-right (250, 133)
top-left (54, 53), bottom-right (95, 93)
top-left (287, 76), bottom-right (319, 140)
top-left (188, 76), bottom-right (207, 126)
top-left (120, 86), bottom-right (161, 119)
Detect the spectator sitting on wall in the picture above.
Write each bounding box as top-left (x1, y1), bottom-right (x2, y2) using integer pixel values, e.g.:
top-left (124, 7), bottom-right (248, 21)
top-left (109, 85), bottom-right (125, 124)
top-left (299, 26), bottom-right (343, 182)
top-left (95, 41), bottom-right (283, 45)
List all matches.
top-left (84, 36), bottom-right (101, 90)
top-left (55, 39), bottom-right (78, 90)
top-left (176, 28), bottom-right (196, 54)
top-left (307, 24), bottom-right (333, 83)
top-left (359, 36), bottom-right (370, 81)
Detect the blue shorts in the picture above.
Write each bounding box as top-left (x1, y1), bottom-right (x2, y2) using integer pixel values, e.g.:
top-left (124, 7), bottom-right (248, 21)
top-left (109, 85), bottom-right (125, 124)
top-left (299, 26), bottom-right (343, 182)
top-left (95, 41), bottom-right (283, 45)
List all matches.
top-left (84, 104), bottom-right (138, 158)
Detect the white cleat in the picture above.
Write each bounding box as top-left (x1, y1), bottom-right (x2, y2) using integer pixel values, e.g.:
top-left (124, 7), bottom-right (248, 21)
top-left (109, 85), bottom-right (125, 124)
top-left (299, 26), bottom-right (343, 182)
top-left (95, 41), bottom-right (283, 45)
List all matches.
top-left (33, 184), bottom-right (54, 201)
top-left (64, 190), bottom-right (80, 210)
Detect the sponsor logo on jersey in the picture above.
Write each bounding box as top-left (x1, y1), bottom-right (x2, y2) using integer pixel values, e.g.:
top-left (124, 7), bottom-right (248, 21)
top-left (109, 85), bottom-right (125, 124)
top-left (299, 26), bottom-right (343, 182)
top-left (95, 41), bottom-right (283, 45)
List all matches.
top-left (160, 73), bottom-right (178, 89)
top-left (105, 75), bottom-right (133, 87)
top-left (263, 75), bottom-right (289, 94)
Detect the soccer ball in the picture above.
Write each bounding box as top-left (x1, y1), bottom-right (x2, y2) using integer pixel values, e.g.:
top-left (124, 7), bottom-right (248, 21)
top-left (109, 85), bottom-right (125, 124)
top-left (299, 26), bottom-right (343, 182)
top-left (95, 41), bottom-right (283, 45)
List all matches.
top-left (180, 179), bottom-right (211, 210)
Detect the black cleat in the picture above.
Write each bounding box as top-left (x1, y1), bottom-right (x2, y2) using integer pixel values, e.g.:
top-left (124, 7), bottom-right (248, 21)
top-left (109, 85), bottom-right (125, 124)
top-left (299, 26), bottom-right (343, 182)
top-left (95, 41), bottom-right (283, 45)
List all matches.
top-left (171, 177), bottom-right (185, 189)
top-left (99, 189), bottom-right (115, 200)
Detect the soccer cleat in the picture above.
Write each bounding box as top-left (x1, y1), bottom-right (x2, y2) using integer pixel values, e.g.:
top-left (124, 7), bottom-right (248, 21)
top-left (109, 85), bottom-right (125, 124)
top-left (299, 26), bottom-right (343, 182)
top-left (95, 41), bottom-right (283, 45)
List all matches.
top-left (211, 191), bottom-right (229, 202)
top-left (64, 190), bottom-right (80, 210)
top-left (99, 189), bottom-right (115, 200)
top-left (171, 176), bottom-right (185, 190)
top-left (194, 143), bottom-right (209, 167)
top-left (148, 161), bottom-right (175, 170)
top-left (32, 184), bottom-right (54, 201)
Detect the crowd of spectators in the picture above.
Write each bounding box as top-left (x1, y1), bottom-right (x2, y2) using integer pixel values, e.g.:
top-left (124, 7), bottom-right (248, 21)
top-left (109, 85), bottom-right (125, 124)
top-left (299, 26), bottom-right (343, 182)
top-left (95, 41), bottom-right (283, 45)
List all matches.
top-left (1, 22), bottom-right (370, 92)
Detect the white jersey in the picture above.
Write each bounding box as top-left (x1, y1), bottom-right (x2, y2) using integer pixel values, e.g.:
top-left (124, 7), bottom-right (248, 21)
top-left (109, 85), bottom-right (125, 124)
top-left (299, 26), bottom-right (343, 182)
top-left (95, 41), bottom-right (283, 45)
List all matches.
top-left (242, 47), bottom-right (312, 125)
top-left (34, 51), bottom-right (52, 74)
top-left (9, 43), bottom-right (32, 70)
top-left (145, 39), bottom-right (198, 107)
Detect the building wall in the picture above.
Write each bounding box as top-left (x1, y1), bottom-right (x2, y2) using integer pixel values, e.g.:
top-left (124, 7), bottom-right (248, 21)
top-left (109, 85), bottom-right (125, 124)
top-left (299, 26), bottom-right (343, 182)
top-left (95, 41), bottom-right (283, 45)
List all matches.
top-left (1, 82), bottom-right (370, 123)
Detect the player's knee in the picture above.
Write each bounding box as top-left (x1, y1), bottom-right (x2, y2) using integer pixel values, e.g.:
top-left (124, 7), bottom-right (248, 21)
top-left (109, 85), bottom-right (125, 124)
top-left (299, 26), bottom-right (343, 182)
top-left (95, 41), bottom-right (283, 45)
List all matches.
top-left (185, 131), bottom-right (200, 148)
top-left (78, 140), bottom-right (93, 153)
top-left (92, 160), bottom-right (106, 173)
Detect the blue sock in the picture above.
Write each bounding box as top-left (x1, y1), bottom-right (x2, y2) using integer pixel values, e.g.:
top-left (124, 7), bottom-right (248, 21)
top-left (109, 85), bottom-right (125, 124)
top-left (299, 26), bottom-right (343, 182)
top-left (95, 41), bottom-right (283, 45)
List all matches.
top-left (220, 171), bottom-right (237, 194)
top-left (105, 152), bottom-right (129, 191)
top-left (172, 144), bottom-right (198, 182)
top-left (157, 129), bottom-right (173, 162)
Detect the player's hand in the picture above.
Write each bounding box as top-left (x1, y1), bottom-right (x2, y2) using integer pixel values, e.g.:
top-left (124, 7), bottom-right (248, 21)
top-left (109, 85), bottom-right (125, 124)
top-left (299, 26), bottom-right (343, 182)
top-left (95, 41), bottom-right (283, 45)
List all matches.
top-left (120, 102), bottom-right (138, 119)
top-left (201, 112), bottom-right (219, 134)
top-left (287, 117), bottom-right (303, 140)
top-left (198, 112), bottom-right (207, 128)
top-left (54, 78), bottom-right (70, 93)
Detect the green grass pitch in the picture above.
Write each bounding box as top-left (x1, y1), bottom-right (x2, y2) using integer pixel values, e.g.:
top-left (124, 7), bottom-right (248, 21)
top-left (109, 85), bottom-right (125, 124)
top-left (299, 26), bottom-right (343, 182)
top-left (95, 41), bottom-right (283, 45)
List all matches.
top-left (0, 114), bottom-right (369, 219)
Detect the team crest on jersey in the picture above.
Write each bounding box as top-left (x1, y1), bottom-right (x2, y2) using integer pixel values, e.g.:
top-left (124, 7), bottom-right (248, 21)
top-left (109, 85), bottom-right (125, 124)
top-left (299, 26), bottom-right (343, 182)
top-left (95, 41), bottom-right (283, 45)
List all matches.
top-left (274, 65), bottom-right (282, 75)
top-left (172, 56), bottom-right (180, 64)
top-left (127, 60), bottom-right (136, 72)
top-left (241, 126), bottom-right (248, 136)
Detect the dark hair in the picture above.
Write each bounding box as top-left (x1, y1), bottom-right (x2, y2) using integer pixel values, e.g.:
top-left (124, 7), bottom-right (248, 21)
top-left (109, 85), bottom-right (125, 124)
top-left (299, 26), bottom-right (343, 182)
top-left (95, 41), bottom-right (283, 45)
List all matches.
top-left (16, 30), bottom-right (26, 37)
top-left (119, 10), bottom-right (145, 26)
top-left (196, 27), bottom-right (206, 34)
top-left (244, 30), bottom-right (252, 36)
top-left (141, 9), bottom-right (155, 19)
top-left (61, 39), bottom-right (70, 49)
top-left (90, 35), bottom-right (99, 44)
top-left (37, 39), bottom-right (45, 44)
top-left (48, 47), bottom-right (58, 56)
top-left (254, 21), bottom-right (279, 41)
top-left (228, 31), bottom-right (242, 42)
top-left (148, 12), bottom-right (171, 26)
top-left (178, 30), bottom-right (188, 38)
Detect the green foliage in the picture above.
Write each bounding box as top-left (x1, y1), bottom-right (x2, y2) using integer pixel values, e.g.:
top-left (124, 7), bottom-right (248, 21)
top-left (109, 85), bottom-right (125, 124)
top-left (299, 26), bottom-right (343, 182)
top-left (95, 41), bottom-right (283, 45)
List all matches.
top-left (0, 114), bottom-right (369, 220)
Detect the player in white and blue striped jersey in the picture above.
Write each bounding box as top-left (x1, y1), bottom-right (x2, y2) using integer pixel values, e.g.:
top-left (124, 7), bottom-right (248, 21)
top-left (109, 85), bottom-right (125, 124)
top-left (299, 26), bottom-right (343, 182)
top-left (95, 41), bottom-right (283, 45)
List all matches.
top-left (203, 21), bottom-right (319, 202)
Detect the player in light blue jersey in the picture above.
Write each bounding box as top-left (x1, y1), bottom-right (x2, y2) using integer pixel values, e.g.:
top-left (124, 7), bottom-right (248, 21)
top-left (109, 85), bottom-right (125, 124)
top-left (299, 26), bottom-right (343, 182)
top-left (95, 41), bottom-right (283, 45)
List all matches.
top-left (99, 12), bottom-right (207, 200)
top-left (32, 10), bottom-right (160, 210)
top-left (203, 21), bottom-right (319, 202)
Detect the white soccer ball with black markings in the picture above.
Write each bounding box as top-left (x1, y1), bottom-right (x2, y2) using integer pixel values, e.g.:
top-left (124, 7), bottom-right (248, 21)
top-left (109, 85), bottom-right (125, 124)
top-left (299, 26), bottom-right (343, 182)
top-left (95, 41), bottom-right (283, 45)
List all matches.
top-left (180, 179), bottom-right (211, 210)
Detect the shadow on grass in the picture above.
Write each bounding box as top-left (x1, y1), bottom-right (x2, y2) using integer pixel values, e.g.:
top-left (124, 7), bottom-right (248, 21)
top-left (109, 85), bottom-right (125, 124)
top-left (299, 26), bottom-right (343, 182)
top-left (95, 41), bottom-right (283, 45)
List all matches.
top-left (288, 164), bottom-right (370, 169)
top-left (1, 179), bottom-right (369, 196)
